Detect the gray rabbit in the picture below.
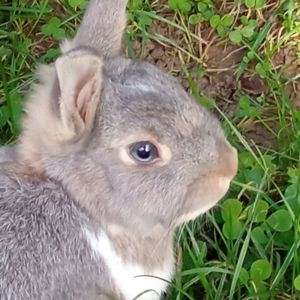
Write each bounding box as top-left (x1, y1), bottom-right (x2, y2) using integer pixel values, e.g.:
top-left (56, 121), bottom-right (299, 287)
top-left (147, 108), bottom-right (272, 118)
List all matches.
top-left (0, 146), bottom-right (16, 163)
top-left (0, 0), bottom-right (238, 299)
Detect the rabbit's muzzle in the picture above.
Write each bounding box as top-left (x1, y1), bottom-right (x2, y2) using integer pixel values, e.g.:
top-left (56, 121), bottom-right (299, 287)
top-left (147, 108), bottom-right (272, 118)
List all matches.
top-left (217, 140), bottom-right (238, 180)
top-left (207, 140), bottom-right (238, 205)
top-left (177, 141), bottom-right (238, 224)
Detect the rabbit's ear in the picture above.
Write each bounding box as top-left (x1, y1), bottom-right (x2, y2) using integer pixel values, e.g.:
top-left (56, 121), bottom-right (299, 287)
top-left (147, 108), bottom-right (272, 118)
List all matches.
top-left (62, 0), bottom-right (128, 57)
top-left (18, 50), bottom-right (103, 170)
top-left (55, 50), bottom-right (103, 141)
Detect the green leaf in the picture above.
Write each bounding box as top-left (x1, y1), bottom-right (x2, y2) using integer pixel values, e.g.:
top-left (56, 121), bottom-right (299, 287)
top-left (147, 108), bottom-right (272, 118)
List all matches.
top-left (129, 0), bottom-right (143, 11)
top-left (240, 16), bottom-right (248, 25)
top-left (168, 0), bottom-right (192, 12)
top-left (139, 14), bottom-right (153, 27)
top-left (39, 48), bottom-right (60, 63)
top-left (247, 51), bottom-right (255, 60)
top-left (202, 9), bottom-right (213, 20)
top-left (221, 198), bottom-right (243, 221)
top-left (189, 14), bottom-right (202, 25)
top-left (255, 62), bottom-right (267, 78)
top-left (251, 226), bottom-right (268, 244)
top-left (249, 280), bottom-right (267, 296)
top-left (42, 17), bottom-right (62, 36)
top-left (250, 259), bottom-right (272, 281)
top-left (210, 14), bottom-right (221, 28)
top-left (245, 0), bottom-right (266, 9)
top-left (8, 93), bottom-right (22, 136)
top-left (229, 30), bottom-right (242, 44)
top-left (255, 0), bottom-right (266, 8)
top-left (240, 95), bottom-right (251, 108)
top-left (18, 38), bottom-right (32, 55)
top-left (248, 19), bottom-right (258, 27)
top-left (216, 24), bottom-right (226, 37)
top-left (48, 16), bottom-right (61, 27)
top-left (284, 179), bottom-right (300, 214)
top-left (197, 2), bottom-right (208, 12)
top-left (222, 15), bottom-right (234, 27)
top-left (168, 0), bottom-right (177, 10)
top-left (178, 1), bottom-right (192, 12)
top-left (196, 65), bottom-right (206, 77)
top-left (223, 219), bottom-right (243, 240)
top-left (235, 95), bottom-right (258, 117)
top-left (245, 0), bottom-right (255, 8)
top-left (0, 105), bottom-right (10, 127)
top-left (53, 28), bottom-right (65, 40)
top-left (241, 25), bottom-right (254, 38)
top-left (239, 151), bottom-right (256, 168)
top-left (0, 46), bottom-right (12, 60)
top-left (267, 210), bottom-right (293, 232)
top-left (294, 275), bottom-right (300, 291)
top-left (239, 268), bottom-right (250, 285)
top-left (68, 0), bottom-right (86, 8)
top-left (250, 200), bottom-right (269, 223)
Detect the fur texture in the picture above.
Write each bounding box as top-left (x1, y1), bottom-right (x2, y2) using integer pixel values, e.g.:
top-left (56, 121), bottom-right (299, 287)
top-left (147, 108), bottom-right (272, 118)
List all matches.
top-left (0, 0), bottom-right (238, 299)
top-left (0, 145), bottom-right (16, 163)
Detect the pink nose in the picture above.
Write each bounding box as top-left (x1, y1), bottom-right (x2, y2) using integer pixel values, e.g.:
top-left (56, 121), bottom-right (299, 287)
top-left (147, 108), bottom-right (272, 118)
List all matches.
top-left (217, 141), bottom-right (238, 180)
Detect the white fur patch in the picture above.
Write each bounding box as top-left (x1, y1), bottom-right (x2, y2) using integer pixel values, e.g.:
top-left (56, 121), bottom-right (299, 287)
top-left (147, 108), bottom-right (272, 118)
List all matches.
top-left (60, 38), bottom-right (74, 53)
top-left (129, 83), bottom-right (155, 93)
top-left (84, 228), bottom-right (172, 300)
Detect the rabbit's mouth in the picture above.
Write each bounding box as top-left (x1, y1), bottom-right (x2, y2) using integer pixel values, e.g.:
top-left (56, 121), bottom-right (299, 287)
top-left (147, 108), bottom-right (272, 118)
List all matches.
top-left (176, 175), bottom-right (232, 225)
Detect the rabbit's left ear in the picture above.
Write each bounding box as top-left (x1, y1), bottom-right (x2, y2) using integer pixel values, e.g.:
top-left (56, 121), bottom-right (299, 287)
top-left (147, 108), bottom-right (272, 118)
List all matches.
top-left (18, 49), bottom-right (103, 170)
top-left (55, 50), bottom-right (103, 141)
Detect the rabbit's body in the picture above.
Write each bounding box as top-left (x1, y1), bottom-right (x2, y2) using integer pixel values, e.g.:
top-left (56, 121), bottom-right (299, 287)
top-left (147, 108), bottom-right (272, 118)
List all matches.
top-left (0, 166), bottom-right (173, 300)
top-left (0, 0), bottom-right (238, 299)
top-left (0, 168), bottom-right (104, 300)
top-left (0, 146), bottom-right (16, 163)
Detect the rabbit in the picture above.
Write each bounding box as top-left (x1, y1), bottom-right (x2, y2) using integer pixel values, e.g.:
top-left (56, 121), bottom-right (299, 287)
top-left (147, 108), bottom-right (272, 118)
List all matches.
top-left (0, 145), bottom-right (16, 163)
top-left (0, 0), bottom-right (238, 299)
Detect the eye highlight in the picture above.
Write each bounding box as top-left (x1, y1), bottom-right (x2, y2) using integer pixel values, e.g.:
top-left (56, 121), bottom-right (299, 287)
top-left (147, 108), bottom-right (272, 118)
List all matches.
top-left (129, 141), bottom-right (159, 163)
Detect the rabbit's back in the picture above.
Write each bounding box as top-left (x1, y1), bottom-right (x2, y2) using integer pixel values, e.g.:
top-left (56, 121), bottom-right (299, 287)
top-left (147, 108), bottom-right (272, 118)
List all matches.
top-left (0, 169), bottom-right (110, 300)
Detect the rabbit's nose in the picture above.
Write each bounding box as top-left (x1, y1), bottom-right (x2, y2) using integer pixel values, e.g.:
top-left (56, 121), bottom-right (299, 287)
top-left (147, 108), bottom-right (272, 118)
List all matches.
top-left (217, 140), bottom-right (238, 180)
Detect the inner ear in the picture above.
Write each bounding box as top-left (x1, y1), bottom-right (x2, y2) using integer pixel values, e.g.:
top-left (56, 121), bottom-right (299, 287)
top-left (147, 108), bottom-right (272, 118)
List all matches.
top-left (75, 72), bottom-right (99, 122)
top-left (55, 49), bottom-right (103, 141)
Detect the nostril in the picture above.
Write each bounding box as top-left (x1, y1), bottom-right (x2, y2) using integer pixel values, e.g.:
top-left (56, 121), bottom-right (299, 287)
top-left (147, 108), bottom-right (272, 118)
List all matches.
top-left (218, 141), bottom-right (238, 179)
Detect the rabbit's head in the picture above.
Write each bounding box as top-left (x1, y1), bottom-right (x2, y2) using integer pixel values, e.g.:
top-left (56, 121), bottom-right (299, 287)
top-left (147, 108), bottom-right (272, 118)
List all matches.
top-left (18, 0), bottom-right (237, 233)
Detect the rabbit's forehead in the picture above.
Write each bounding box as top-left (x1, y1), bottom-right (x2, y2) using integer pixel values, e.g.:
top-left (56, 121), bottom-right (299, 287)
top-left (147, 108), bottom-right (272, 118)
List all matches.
top-left (101, 58), bottom-right (222, 141)
top-left (103, 86), bottom-right (209, 136)
top-left (102, 92), bottom-right (204, 139)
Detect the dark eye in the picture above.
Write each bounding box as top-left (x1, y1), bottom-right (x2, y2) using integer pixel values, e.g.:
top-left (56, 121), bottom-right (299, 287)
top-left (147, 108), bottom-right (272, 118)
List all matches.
top-left (129, 141), bottom-right (159, 163)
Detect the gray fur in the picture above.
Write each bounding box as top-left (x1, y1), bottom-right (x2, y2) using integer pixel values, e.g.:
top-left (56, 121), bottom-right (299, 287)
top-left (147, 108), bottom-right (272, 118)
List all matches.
top-left (68, 0), bottom-right (127, 57)
top-left (0, 168), bottom-right (112, 300)
top-left (0, 0), bottom-right (238, 299)
top-left (0, 146), bottom-right (16, 163)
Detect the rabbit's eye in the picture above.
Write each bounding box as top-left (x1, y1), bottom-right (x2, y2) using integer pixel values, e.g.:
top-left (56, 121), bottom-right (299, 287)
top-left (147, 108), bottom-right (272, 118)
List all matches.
top-left (129, 141), bottom-right (159, 163)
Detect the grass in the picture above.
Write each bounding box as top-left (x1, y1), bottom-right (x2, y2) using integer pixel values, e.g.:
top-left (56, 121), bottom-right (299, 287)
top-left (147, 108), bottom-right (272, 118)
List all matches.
top-left (1, 0), bottom-right (300, 299)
